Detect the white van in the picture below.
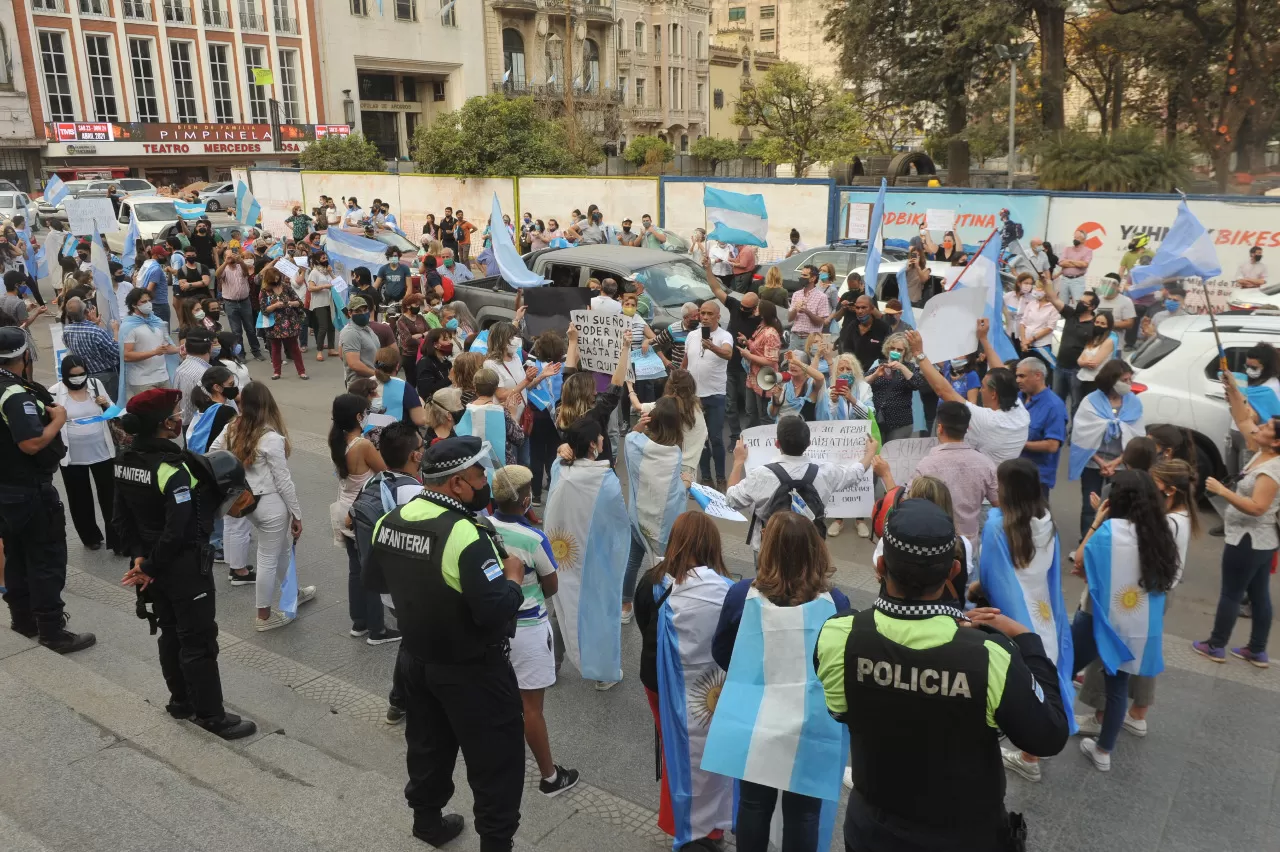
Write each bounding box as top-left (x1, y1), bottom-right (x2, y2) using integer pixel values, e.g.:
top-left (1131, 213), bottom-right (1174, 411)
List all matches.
top-left (104, 197), bottom-right (183, 253)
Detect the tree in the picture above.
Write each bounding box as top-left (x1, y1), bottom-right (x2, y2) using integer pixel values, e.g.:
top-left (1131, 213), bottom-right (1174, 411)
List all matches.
top-left (1036, 126), bottom-right (1191, 191)
top-left (622, 135), bottom-right (674, 173)
top-left (411, 94), bottom-right (593, 176)
top-left (731, 62), bottom-right (866, 177)
top-left (1062, 11), bottom-right (1150, 136)
top-left (297, 132), bottom-right (386, 172)
top-left (689, 136), bottom-right (741, 168)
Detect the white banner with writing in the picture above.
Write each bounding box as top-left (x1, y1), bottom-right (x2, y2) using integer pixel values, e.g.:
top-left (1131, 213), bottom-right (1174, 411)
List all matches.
top-left (739, 421), bottom-right (874, 518)
top-left (571, 310), bottom-right (630, 375)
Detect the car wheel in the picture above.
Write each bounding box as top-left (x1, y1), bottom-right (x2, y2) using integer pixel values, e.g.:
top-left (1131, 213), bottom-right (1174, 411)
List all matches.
top-left (206, 200), bottom-right (220, 212)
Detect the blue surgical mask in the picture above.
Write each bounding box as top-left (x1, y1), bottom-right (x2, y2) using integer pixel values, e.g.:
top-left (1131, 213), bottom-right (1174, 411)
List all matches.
top-left (857, 313), bottom-right (871, 325)
top-left (819, 272), bottom-right (830, 282)
top-left (888, 350), bottom-right (903, 362)
top-left (445, 318), bottom-right (459, 330)
top-left (233, 343), bottom-right (243, 356)
top-left (1163, 299), bottom-right (1180, 313)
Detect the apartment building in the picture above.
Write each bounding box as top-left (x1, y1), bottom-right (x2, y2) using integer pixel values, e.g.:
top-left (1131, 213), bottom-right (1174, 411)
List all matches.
top-left (0, 1), bottom-right (42, 190)
top-left (709, 0), bottom-right (831, 79)
top-left (707, 39), bottom-right (776, 142)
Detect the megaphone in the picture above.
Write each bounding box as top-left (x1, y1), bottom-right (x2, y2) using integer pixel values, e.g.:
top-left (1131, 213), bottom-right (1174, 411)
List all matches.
top-left (757, 365), bottom-right (779, 391)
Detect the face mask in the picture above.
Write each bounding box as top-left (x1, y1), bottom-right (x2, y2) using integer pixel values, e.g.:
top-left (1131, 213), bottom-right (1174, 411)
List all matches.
top-left (1030, 290), bottom-right (1044, 300)
top-left (193, 310), bottom-right (206, 321)
top-left (838, 373), bottom-right (855, 384)
top-left (446, 318), bottom-right (459, 330)
top-left (857, 313), bottom-right (872, 325)
top-left (138, 302), bottom-right (154, 316)
top-left (951, 358), bottom-right (968, 371)
top-left (437, 342), bottom-right (454, 356)
top-left (510, 337), bottom-right (522, 355)
top-left (1076, 302), bottom-right (1093, 316)
top-left (233, 343), bottom-right (243, 356)
top-left (642, 221), bottom-right (652, 229)
top-left (622, 306), bottom-right (637, 317)
top-left (819, 272), bottom-right (830, 282)
top-left (444, 259), bottom-right (455, 268)
top-left (1252, 255), bottom-right (1262, 263)
top-left (1246, 366), bottom-right (1263, 379)
top-left (65, 375), bottom-right (87, 389)
top-left (888, 350), bottom-right (903, 362)
top-left (684, 318), bottom-right (698, 329)
top-left (352, 313), bottom-right (370, 327)
top-left (1093, 324), bottom-right (1108, 336)
top-left (622, 227), bottom-right (632, 233)
top-left (1020, 284), bottom-right (1032, 295)
top-left (1073, 239), bottom-right (1082, 247)
top-left (1113, 381), bottom-right (1131, 396)
top-left (462, 480), bottom-right (491, 512)
top-left (185, 257), bottom-right (197, 265)
top-left (1163, 299), bottom-right (1180, 313)
top-left (222, 385), bottom-right (240, 401)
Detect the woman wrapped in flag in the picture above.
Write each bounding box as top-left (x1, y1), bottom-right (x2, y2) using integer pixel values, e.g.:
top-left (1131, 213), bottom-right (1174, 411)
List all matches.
top-left (1068, 359), bottom-right (1144, 538)
top-left (1071, 470), bottom-right (1179, 771)
top-left (972, 459), bottom-right (1073, 784)
top-left (622, 398), bottom-right (688, 626)
top-left (632, 513), bottom-right (735, 849)
top-left (705, 512), bottom-right (851, 852)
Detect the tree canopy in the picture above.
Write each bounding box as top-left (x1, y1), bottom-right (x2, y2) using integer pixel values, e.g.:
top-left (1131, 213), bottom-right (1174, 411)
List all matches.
top-left (296, 132), bottom-right (386, 172)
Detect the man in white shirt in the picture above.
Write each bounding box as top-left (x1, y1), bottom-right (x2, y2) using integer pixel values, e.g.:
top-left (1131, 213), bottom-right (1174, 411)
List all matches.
top-left (725, 416), bottom-right (877, 550)
top-left (907, 321), bottom-right (1030, 464)
top-left (683, 299), bottom-right (734, 485)
top-left (1236, 246), bottom-right (1268, 288)
top-left (590, 278), bottom-right (623, 315)
top-left (1029, 238), bottom-right (1052, 276)
top-left (342, 197), bottom-right (365, 230)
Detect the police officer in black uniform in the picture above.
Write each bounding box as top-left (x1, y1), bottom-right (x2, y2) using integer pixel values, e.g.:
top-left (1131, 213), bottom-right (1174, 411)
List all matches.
top-left (114, 388), bottom-right (256, 740)
top-left (367, 436), bottom-right (526, 851)
top-left (815, 499), bottom-right (1069, 852)
top-left (0, 327), bottom-right (96, 653)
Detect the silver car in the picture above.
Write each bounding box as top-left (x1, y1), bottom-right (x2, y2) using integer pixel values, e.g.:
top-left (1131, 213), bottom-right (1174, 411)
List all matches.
top-left (199, 181), bottom-right (236, 213)
top-left (0, 191), bottom-right (41, 228)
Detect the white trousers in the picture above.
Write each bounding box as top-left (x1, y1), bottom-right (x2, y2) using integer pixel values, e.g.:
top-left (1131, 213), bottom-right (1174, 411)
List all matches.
top-left (223, 515), bottom-right (254, 571)
top-left (249, 492), bottom-right (294, 610)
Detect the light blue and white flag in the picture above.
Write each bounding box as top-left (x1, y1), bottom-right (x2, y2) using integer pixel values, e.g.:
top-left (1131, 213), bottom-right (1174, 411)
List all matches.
top-left (267, 241), bottom-right (284, 259)
top-left (863, 178), bottom-right (887, 299)
top-left (654, 569), bottom-right (735, 849)
top-left (185, 402), bottom-right (226, 454)
top-left (704, 186), bottom-right (768, 248)
top-left (61, 232), bottom-right (80, 258)
top-left (466, 328), bottom-right (490, 355)
top-left (545, 458), bottom-right (630, 684)
top-left (893, 265), bottom-right (918, 329)
top-left (332, 282), bottom-right (348, 331)
top-left (280, 544), bottom-right (300, 619)
top-left (526, 358), bottom-right (562, 412)
top-left (234, 180), bottom-right (262, 227)
top-left (174, 200), bottom-right (207, 220)
top-left (32, 243), bottom-right (51, 288)
top-left (1233, 372), bottom-right (1280, 421)
top-left (623, 431), bottom-right (685, 557)
top-left (954, 231), bottom-right (1019, 365)
top-left (1068, 389), bottom-right (1144, 480)
top-left (322, 227), bottom-right (388, 284)
top-left (1129, 200), bottom-right (1222, 300)
top-left (457, 403), bottom-right (507, 480)
top-left (702, 587), bottom-right (847, 851)
top-left (43, 175), bottom-right (70, 207)
top-left (980, 509), bottom-right (1076, 734)
top-left (1083, 519), bottom-right (1165, 677)
top-left (120, 209), bottom-right (141, 273)
top-left (489, 192), bottom-right (548, 288)
top-left (90, 228), bottom-right (118, 325)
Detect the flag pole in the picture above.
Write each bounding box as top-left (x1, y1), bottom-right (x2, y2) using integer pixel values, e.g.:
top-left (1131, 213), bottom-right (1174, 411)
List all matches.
top-left (1200, 278), bottom-right (1230, 376)
top-left (946, 229), bottom-right (999, 291)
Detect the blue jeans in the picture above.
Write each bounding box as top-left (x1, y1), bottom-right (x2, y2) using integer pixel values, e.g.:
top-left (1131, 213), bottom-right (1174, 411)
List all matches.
top-left (344, 537), bottom-right (386, 634)
top-left (623, 530), bottom-right (645, 605)
top-left (223, 297), bottom-right (260, 356)
top-left (699, 393), bottom-right (727, 481)
top-left (1053, 366), bottom-right (1078, 416)
top-left (151, 301), bottom-right (171, 327)
top-left (1071, 609), bottom-right (1129, 751)
top-left (1079, 467), bottom-right (1105, 540)
top-left (736, 780), bottom-right (822, 852)
top-left (1208, 535), bottom-right (1274, 653)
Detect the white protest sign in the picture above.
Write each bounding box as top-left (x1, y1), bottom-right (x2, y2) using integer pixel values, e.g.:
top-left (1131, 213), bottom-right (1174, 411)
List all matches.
top-left (689, 483), bottom-right (747, 522)
top-left (293, 255), bottom-right (309, 268)
top-left (571, 310), bottom-right (629, 375)
top-left (273, 258), bottom-right (301, 279)
top-left (925, 209), bottom-right (955, 233)
top-left (942, 266), bottom-right (966, 290)
top-left (332, 276), bottom-right (349, 301)
top-left (916, 286), bottom-right (986, 363)
top-left (740, 421), bottom-right (874, 518)
top-left (880, 437), bottom-right (938, 486)
top-left (65, 197), bottom-right (120, 235)
top-left (632, 348), bottom-right (667, 381)
top-left (844, 202), bottom-right (872, 241)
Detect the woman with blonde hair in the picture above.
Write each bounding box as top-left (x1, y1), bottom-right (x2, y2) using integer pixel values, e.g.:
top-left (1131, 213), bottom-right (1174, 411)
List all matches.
top-left (371, 344), bottom-right (427, 427)
top-left (757, 265), bottom-right (789, 308)
top-left (633, 512), bottom-right (734, 848)
top-left (449, 350), bottom-right (485, 404)
top-left (708, 512), bottom-right (851, 852)
top-left (211, 381), bottom-right (315, 630)
top-left (868, 331), bottom-right (925, 441)
top-left (629, 367), bottom-right (706, 480)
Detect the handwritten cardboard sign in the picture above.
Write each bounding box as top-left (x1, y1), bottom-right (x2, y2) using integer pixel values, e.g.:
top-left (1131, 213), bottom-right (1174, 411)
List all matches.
top-left (740, 420), bottom-right (874, 517)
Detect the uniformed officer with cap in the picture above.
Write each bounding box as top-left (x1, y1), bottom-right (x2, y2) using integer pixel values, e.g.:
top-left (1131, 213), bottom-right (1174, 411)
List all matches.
top-left (367, 435), bottom-right (526, 851)
top-left (115, 388), bottom-right (256, 740)
top-left (815, 498), bottom-right (1069, 852)
top-left (0, 326), bottom-right (96, 653)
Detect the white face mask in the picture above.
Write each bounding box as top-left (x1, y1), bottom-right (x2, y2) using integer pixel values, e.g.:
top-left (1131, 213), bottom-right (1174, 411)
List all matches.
top-left (138, 302), bottom-right (154, 316)
top-left (509, 337), bottom-right (522, 357)
top-left (1246, 366), bottom-right (1263, 379)
top-left (65, 374), bottom-right (87, 388)
top-left (1113, 381), bottom-right (1132, 396)
top-left (193, 310), bottom-right (206, 321)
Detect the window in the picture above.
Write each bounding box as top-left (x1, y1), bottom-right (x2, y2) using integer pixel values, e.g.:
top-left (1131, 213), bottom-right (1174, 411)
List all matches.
top-left (395, 0), bottom-right (415, 20)
top-left (654, 25), bottom-right (661, 57)
top-left (616, 20), bottom-right (623, 50)
top-left (278, 49), bottom-right (300, 123)
top-left (244, 46), bottom-right (269, 122)
top-left (208, 43), bottom-right (235, 122)
top-left (680, 134), bottom-right (688, 152)
top-left (129, 39), bottom-right (160, 122)
top-left (0, 27), bottom-right (11, 87)
top-left (272, 0), bottom-right (295, 31)
top-left (431, 80), bottom-right (445, 102)
top-left (728, 6), bottom-right (745, 21)
top-left (760, 5), bottom-right (775, 18)
top-left (697, 31), bottom-right (705, 59)
top-left (170, 41), bottom-right (198, 122)
top-left (402, 77), bottom-right (417, 101)
top-left (351, 0), bottom-right (367, 15)
top-left (713, 89), bottom-right (724, 109)
top-left (163, 0), bottom-right (191, 23)
top-left (583, 38), bottom-right (599, 91)
top-left (668, 66), bottom-right (682, 109)
top-left (741, 59), bottom-right (749, 76)
top-left (618, 76), bottom-right (627, 99)
top-left (358, 72), bottom-right (396, 100)
top-left (79, 0), bottom-right (107, 14)
top-left (502, 28), bottom-right (525, 87)
top-left (238, 0), bottom-right (263, 29)
top-left (656, 76), bottom-right (662, 107)
top-left (84, 35), bottom-right (119, 121)
top-left (544, 35), bottom-right (563, 84)
top-left (203, 0), bottom-right (228, 26)
top-left (669, 24), bottom-right (680, 57)
top-left (634, 22), bottom-right (643, 52)
top-left (32, 0), bottom-right (62, 10)
top-left (696, 82), bottom-right (704, 110)
top-left (439, 0), bottom-right (455, 26)
top-left (635, 78), bottom-right (645, 107)
top-left (39, 32), bottom-right (74, 122)
top-left (759, 28), bottom-right (775, 42)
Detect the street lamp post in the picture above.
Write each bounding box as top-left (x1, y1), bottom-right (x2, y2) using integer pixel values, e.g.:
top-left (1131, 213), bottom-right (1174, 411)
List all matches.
top-left (994, 42), bottom-right (1034, 189)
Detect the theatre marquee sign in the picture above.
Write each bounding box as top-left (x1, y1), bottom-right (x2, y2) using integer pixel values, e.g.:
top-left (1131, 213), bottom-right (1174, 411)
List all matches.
top-left (43, 123), bottom-right (350, 158)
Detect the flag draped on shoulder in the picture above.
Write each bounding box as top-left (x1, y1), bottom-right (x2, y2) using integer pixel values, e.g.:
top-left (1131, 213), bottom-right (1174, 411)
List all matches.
top-left (526, 359), bottom-right (562, 412)
top-left (456, 403), bottom-right (507, 476)
top-left (623, 432), bottom-right (685, 557)
top-left (1068, 390), bottom-right (1144, 480)
top-left (704, 187), bottom-right (768, 248)
top-left (1083, 519), bottom-right (1165, 677)
top-left (545, 459), bottom-right (629, 683)
top-left (1129, 200), bottom-right (1222, 301)
top-left (654, 569), bottom-right (735, 849)
top-left (185, 402), bottom-right (226, 454)
top-left (1232, 372), bottom-right (1280, 421)
top-left (979, 509), bottom-right (1076, 734)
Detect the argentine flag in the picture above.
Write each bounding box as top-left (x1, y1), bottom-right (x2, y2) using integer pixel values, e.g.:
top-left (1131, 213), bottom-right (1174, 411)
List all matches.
top-left (979, 509), bottom-right (1076, 734)
top-left (1083, 519), bottom-right (1166, 677)
top-left (43, 175), bottom-right (70, 207)
top-left (121, 209), bottom-right (141, 273)
top-left (174, 200), bottom-right (206, 220)
top-left (545, 458), bottom-right (630, 683)
top-left (114, 311), bottom-right (178, 406)
top-left (654, 569), bottom-right (735, 848)
top-left (954, 232), bottom-right (1019, 365)
top-left (1068, 390), bottom-right (1144, 480)
top-left (893, 265), bottom-right (918, 329)
top-left (623, 432), bottom-right (685, 558)
top-left (1129, 200), bottom-right (1222, 301)
top-left (704, 186), bottom-right (768, 248)
top-left (702, 587), bottom-right (847, 850)
top-left (526, 358), bottom-right (562, 412)
top-left (90, 229), bottom-right (118, 325)
top-left (489, 192), bottom-right (548, 288)
top-left (322, 228), bottom-right (388, 284)
top-left (267, 241), bottom-right (284, 259)
top-left (234, 180), bottom-right (262, 227)
top-left (1233, 372), bottom-right (1280, 421)
top-left (185, 402), bottom-right (227, 453)
top-left (456, 403), bottom-right (507, 479)
top-left (863, 178), bottom-right (887, 299)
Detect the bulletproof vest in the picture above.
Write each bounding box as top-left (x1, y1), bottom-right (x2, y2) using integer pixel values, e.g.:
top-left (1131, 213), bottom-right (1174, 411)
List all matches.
top-left (371, 495), bottom-right (506, 664)
top-left (843, 608), bottom-right (1006, 833)
top-left (0, 374), bottom-right (64, 481)
top-left (114, 445), bottom-right (215, 547)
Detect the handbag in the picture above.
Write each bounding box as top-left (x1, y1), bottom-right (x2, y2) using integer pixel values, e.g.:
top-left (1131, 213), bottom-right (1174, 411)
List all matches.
top-left (226, 490), bottom-right (260, 518)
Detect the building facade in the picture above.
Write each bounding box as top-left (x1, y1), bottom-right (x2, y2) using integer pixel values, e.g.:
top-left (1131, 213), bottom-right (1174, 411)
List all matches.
top-left (314, 0), bottom-right (486, 161)
top-left (0, 1), bottom-right (43, 191)
top-left (707, 40), bottom-right (775, 142)
top-left (708, 0), bottom-right (832, 79)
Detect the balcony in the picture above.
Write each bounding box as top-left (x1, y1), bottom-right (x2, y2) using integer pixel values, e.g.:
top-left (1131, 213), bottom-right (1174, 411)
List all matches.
top-left (239, 9), bottom-right (266, 30)
top-left (274, 13), bottom-right (298, 33)
top-left (491, 0), bottom-right (537, 13)
top-left (582, 0), bottom-right (613, 22)
top-left (122, 0), bottom-right (154, 18)
top-left (77, 0), bottom-right (113, 17)
top-left (616, 48), bottom-right (630, 68)
top-left (163, 0), bottom-right (192, 23)
top-left (202, 2), bottom-right (229, 26)
top-left (31, 0), bottom-right (68, 11)
top-left (491, 81), bottom-right (623, 104)
top-left (628, 108), bottom-right (662, 123)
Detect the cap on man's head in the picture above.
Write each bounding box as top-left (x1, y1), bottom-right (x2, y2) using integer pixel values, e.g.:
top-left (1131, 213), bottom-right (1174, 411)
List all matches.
top-left (0, 326), bottom-right (30, 359)
top-left (883, 299), bottom-right (903, 315)
top-left (126, 387), bottom-right (182, 417)
top-left (345, 295), bottom-right (369, 313)
top-left (492, 465), bottom-right (533, 503)
top-left (883, 498), bottom-right (956, 566)
top-left (420, 436), bottom-right (489, 478)
top-left (430, 386), bottom-right (463, 411)
top-left (150, 245), bottom-right (169, 260)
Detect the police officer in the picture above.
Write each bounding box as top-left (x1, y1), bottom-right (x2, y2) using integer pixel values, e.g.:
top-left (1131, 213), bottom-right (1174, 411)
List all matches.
top-left (0, 326), bottom-right (96, 653)
top-left (815, 499), bottom-right (1069, 852)
top-left (114, 388), bottom-right (256, 740)
top-left (367, 436), bottom-right (525, 851)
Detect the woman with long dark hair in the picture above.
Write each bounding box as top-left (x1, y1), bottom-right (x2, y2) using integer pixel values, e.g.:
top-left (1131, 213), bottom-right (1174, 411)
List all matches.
top-left (1074, 311), bottom-right (1116, 399)
top-left (1072, 470), bottom-right (1179, 770)
top-left (630, 368), bottom-right (706, 481)
top-left (740, 299), bottom-right (783, 429)
top-left (621, 397), bottom-right (686, 624)
top-left (1070, 359), bottom-right (1144, 538)
top-left (633, 512), bottom-right (734, 848)
top-left (527, 330), bottom-right (567, 505)
top-left (50, 354), bottom-right (117, 553)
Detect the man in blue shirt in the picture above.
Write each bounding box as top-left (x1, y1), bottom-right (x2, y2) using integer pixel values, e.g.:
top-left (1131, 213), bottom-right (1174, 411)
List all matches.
top-left (1015, 357), bottom-right (1067, 497)
top-left (139, 246), bottom-right (171, 324)
top-left (375, 249), bottom-right (409, 314)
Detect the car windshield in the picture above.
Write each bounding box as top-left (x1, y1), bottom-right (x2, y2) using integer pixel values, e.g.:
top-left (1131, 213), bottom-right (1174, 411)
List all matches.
top-left (0, 194), bottom-right (16, 209)
top-left (632, 258), bottom-right (716, 306)
top-left (1130, 333), bottom-right (1181, 369)
top-left (132, 202), bottom-right (179, 222)
top-left (659, 229), bottom-right (690, 253)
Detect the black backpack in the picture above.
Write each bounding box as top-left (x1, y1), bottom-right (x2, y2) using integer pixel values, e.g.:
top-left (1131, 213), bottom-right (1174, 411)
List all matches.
top-left (747, 462), bottom-right (827, 541)
top-left (1012, 221), bottom-right (1025, 240)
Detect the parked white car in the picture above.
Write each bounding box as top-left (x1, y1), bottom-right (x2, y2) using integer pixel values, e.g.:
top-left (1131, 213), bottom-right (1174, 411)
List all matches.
top-left (1226, 285), bottom-right (1280, 312)
top-left (104, 197), bottom-right (184, 253)
top-left (0, 191), bottom-right (41, 228)
top-left (1128, 312), bottom-right (1280, 479)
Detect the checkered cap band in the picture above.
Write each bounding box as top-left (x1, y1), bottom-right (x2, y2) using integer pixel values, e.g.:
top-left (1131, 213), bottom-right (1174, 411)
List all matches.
top-left (883, 529), bottom-right (956, 558)
top-left (874, 597), bottom-right (967, 621)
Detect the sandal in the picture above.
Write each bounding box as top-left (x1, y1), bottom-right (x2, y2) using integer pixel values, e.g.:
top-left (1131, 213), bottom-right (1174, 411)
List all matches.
top-left (271, 373), bottom-right (281, 380)
top-left (299, 374), bottom-right (310, 380)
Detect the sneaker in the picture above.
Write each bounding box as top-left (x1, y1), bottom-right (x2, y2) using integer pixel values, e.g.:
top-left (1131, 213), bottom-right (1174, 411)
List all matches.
top-left (255, 611), bottom-right (296, 632)
top-left (620, 607), bottom-right (634, 625)
top-left (195, 713), bottom-right (257, 741)
top-left (1230, 647), bottom-right (1270, 668)
top-left (539, 765), bottom-right (581, 797)
top-left (1079, 737), bottom-right (1111, 772)
top-left (1001, 748), bottom-right (1042, 783)
top-left (385, 705), bottom-right (407, 725)
top-left (1123, 714), bottom-right (1148, 737)
top-left (842, 766), bottom-right (853, 790)
top-left (1239, 603), bottom-right (1253, 619)
top-left (412, 814), bottom-right (465, 847)
top-left (229, 567), bottom-right (257, 586)
top-left (595, 675), bottom-right (622, 691)
top-left (296, 586), bottom-right (317, 606)
top-left (1192, 640), bottom-right (1226, 662)
top-left (1208, 523), bottom-right (1225, 537)
top-left (213, 549), bottom-right (226, 564)
top-left (350, 623), bottom-right (369, 638)
top-left (1074, 713), bottom-right (1102, 736)
top-left (855, 519), bottom-right (871, 539)
top-left (827, 519), bottom-right (844, 537)
top-left (367, 628), bottom-right (403, 646)
top-left (253, 351), bottom-right (266, 362)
